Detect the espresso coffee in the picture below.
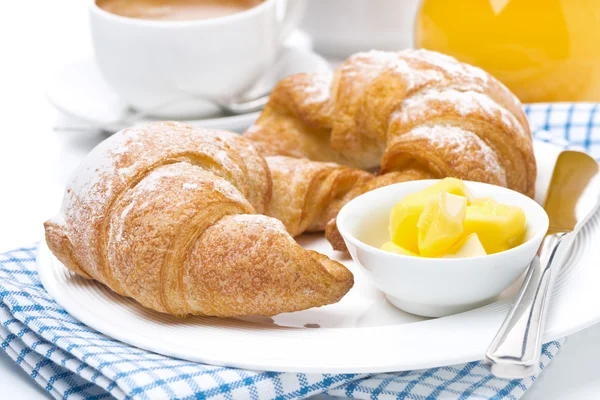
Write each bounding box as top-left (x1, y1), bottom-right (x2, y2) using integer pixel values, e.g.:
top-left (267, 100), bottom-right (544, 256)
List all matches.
top-left (96, 0), bottom-right (263, 21)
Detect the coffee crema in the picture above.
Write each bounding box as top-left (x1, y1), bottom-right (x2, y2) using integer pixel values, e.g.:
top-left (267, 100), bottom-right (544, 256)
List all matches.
top-left (96, 0), bottom-right (264, 21)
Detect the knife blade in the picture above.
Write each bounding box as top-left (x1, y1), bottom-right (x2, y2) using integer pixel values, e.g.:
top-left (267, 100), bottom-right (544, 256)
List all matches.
top-left (484, 150), bottom-right (600, 379)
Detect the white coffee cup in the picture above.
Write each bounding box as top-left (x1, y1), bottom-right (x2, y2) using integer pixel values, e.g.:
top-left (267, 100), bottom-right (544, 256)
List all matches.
top-left (301, 0), bottom-right (420, 59)
top-left (90, 0), bottom-right (305, 118)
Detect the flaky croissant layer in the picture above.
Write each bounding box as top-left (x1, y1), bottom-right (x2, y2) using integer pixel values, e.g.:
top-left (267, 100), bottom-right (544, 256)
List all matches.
top-left (245, 49), bottom-right (536, 249)
top-left (45, 122), bottom-right (359, 317)
top-left (46, 49), bottom-right (537, 316)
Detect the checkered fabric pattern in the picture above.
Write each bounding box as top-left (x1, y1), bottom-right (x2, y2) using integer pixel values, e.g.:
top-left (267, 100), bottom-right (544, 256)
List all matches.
top-left (524, 102), bottom-right (600, 158)
top-left (1, 102), bottom-right (597, 400)
top-left (0, 248), bottom-right (564, 400)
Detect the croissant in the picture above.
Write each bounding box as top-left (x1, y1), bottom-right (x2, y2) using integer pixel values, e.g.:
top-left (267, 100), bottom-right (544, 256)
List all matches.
top-left (245, 49), bottom-right (536, 249)
top-left (44, 122), bottom-right (367, 317)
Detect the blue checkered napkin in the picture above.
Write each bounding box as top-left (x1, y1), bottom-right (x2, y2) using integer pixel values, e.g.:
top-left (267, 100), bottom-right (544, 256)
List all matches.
top-left (2, 102), bottom-right (597, 400)
top-left (0, 249), bottom-right (563, 400)
top-left (524, 102), bottom-right (600, 158)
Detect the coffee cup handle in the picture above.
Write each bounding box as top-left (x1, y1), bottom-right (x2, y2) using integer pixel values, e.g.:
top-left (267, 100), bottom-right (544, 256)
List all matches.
top-left (276, 0), bottom-right (306, 44)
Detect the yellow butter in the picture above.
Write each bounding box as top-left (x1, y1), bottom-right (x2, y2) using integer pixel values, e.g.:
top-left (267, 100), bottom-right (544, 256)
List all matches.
top-left (463, 198), bottom-right (526, 254)
top-left (380, 241), bottom-right (419, 257)
top-left (402, 178), bottom-right (475, 206)
top-left (389, 178), bottom-right (473, 253)
top-left (417, 192), bottom-right (467, 257)
top-left (389, 202), bottom-right (422, 253)
top-left (385, 178), bottom-right (526, 258)
top-left (444, 233), bottom-right (487, 258)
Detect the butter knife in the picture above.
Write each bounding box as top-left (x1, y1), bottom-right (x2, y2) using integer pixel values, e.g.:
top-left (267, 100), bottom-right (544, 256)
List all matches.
top-left (484, 150), bottom-right (600, 379)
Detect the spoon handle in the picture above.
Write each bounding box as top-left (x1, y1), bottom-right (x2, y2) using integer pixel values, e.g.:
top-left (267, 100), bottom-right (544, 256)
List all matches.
top-left (221, 94), bottom-right (270, 115)
top-left (484, 232), bottom-right (569, 379)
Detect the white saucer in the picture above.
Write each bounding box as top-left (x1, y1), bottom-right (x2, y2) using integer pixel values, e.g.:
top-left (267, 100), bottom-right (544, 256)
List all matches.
top-left (46, 30), bottom-right (331, 133)
top-left (37, 140), bottom-right (600, 373)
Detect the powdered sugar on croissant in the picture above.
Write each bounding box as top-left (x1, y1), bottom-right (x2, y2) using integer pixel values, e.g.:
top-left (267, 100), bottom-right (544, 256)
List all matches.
top-left (245, 49), bottom-right (535, 198)
top-left (244, 49), bottom-right (536, 250)
top-left (44, 122), bottom-right (361, 317)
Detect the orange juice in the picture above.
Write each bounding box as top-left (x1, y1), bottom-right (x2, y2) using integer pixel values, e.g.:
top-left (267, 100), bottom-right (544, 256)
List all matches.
top-left (415, 0), bottom-right (600, 102)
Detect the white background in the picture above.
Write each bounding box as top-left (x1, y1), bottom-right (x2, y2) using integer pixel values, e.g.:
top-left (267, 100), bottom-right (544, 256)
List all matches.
top-left (0, 0), bottom-right (599, 398)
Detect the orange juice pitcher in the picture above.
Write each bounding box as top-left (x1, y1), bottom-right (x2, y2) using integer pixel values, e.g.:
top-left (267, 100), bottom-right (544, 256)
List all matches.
top-left (415, 0), bottom-right (600, 102)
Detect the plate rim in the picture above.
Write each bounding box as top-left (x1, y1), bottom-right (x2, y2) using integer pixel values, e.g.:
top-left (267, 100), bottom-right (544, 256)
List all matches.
top-left (34, 141), bottom-right (600, 373)
top-left (37, 237), bottom-right (600, 373)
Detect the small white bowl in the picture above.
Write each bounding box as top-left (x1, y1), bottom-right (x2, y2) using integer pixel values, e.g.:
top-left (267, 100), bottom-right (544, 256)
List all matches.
top-left (336, 180), bottom-right (549, 318)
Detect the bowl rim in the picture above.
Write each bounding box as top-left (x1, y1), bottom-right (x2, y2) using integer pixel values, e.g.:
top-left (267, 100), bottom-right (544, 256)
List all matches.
top-left (336, 179), bottom-right (549, 264)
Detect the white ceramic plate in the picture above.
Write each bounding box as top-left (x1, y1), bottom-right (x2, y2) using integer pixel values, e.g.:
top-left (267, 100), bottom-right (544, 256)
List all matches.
top-left (46, 30), bottom-right (330, 133)
top-left (37, 140), bottom-right (600, 373)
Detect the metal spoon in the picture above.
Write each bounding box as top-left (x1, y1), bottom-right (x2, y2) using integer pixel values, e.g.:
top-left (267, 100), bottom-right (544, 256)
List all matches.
top-left (485, 151), bottom-right (600, 378)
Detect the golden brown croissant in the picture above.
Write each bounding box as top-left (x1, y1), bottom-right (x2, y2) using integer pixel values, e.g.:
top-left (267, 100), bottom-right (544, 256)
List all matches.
top-left (244, 49), bottom-right (537, 249)
top-left (44, 122), bottom-right (364, 317)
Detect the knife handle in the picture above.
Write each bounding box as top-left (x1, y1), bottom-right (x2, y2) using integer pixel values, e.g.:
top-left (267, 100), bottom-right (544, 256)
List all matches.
top-left (484, 232), bottom-right (569, 379)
